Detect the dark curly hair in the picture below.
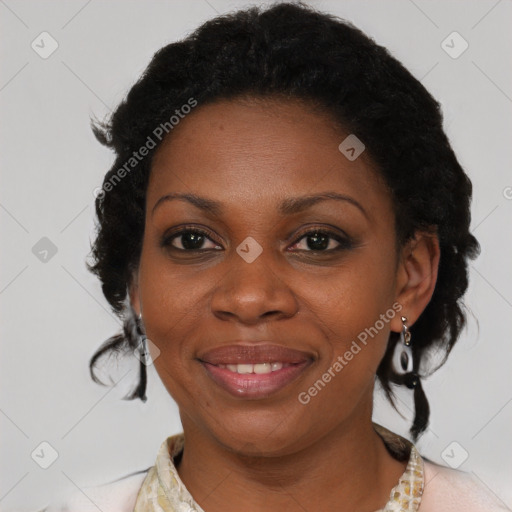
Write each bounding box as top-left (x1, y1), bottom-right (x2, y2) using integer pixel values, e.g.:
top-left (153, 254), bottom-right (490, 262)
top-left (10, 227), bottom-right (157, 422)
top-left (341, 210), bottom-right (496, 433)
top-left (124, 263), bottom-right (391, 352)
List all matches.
top-left (87, 1), bottom-right (480, 442)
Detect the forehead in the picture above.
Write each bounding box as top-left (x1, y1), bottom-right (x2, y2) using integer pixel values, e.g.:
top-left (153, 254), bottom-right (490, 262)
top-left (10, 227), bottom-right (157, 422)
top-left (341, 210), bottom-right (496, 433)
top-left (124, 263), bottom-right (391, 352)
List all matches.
top-left (148, 97), bottom-right (391, 220)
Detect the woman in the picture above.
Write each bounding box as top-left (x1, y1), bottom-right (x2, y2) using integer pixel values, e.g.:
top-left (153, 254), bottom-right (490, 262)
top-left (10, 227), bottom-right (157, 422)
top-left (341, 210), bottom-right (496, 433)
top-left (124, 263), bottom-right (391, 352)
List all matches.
top-left (40, 2), bottom-right (507, 511)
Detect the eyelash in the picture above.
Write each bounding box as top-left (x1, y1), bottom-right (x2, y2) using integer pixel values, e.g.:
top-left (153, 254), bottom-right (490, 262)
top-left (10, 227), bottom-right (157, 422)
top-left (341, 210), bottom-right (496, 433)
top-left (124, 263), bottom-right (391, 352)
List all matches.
top-left (161, 226), bottom-right (353, 253)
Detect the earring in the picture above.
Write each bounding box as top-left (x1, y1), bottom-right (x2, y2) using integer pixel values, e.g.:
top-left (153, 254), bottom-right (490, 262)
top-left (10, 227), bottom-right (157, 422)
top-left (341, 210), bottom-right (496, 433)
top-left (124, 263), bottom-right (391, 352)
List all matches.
top-left (137, 333), bottom-right (148, 403)
top-left (139, 335), bottom-right (148, 364)
top-left (392, 316), bottom-right (419, 389)
top-left (137, 312), bottom-right (145, 333)
top-left (136, 313), bottom-right (147, 361)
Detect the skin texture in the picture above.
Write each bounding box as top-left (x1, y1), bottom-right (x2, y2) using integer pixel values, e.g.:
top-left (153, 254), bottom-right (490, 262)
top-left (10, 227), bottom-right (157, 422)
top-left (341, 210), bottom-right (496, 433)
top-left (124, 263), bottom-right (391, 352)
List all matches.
top-left (130, 97), bottom-right (440, 512)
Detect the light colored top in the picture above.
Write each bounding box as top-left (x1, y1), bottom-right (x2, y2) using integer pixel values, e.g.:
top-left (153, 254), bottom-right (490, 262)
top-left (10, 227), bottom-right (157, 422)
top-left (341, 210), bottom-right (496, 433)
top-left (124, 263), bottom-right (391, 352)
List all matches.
top-left (38, 423), bottom-right (509, 511)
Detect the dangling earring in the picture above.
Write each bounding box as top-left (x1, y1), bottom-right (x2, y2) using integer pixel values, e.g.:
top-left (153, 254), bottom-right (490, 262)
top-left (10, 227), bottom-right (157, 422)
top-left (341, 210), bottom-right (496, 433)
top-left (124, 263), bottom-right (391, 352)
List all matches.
top-left (136, 312), bottom-right (147, 362)
top-left (393, 316), bottom-right (419, 389)
top-left (135, 310), bottom-right (148, 402)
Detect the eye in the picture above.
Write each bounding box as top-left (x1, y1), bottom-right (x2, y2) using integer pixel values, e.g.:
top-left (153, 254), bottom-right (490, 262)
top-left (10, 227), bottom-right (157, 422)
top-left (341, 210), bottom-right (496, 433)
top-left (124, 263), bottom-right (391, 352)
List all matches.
top-left (162, 227), bottom-right (222, 251)
top-left (289, 228), bottom-right (352, 252)
top-left (161, 226), bottom-right (353, 253)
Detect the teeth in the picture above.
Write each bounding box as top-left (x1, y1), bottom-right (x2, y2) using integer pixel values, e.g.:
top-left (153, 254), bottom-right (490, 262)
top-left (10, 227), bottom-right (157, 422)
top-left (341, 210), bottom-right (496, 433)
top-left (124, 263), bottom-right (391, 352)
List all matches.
top-left (217, 362), bottom-right (288, 374)
top-left (253, 363), bottom-right (271, 374)
top-left (237, 364), bottom-right (253, 374)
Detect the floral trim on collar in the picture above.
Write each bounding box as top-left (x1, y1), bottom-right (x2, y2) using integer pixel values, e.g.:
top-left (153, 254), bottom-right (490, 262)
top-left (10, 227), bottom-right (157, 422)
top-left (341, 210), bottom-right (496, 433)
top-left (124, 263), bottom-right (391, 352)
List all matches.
top-left (373, 423), bottom-right (424, 511)
top-left (134, 423), bottom-right (424, 512)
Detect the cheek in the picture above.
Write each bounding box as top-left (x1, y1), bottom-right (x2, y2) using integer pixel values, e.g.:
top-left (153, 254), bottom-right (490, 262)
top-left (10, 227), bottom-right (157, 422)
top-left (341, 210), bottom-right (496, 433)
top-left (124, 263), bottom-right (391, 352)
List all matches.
top-left (309, 254), bottom-right (396, 340)
top-left (303, 251), bottom-right (397, 388)
top-left (137, 244), bottom-right (207, 359)
top-left (297, 288), bottom-right (395, 425)
top-left (139, 258), bottom-right (208, 404)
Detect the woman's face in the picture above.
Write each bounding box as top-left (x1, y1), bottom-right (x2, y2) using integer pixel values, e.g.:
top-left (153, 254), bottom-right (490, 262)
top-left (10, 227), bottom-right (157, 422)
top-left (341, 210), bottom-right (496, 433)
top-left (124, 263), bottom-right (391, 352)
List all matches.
top-left (133, 97), bottom-right (409, 456)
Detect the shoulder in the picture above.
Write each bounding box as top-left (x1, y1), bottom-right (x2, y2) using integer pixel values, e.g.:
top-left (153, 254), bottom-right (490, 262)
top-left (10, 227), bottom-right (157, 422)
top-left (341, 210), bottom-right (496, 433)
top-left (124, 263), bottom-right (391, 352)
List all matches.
top-left (420, 459), bottom-right (509, 511)
top-left (38, 468), bottom-right (150, 512)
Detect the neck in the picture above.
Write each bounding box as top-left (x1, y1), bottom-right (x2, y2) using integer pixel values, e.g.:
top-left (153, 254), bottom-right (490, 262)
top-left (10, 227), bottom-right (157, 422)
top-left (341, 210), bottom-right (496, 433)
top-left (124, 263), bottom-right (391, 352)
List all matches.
top-left (175, 399), bottom-right (408, 512)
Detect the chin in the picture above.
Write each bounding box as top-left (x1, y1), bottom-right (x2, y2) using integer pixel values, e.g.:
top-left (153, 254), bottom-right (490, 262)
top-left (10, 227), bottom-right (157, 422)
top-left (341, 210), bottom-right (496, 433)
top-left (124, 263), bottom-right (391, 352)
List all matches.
top-left (204, 408), bottom-right (315, 458)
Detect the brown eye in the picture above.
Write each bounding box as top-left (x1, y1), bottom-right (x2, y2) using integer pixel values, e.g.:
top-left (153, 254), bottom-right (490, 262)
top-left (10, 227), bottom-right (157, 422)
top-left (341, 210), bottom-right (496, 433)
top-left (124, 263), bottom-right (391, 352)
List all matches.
top-left (162, 228), bottom-right (222, 251)
top-left (290, 229), bottom-right (353, 252)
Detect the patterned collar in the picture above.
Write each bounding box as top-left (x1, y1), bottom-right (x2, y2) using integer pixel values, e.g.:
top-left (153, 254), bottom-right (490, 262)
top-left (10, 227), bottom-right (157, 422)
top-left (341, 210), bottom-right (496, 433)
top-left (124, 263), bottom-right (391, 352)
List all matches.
top-left (373, 423), bottom-right (424, 511)
top-left (133, 423), bottom-right (424, 512)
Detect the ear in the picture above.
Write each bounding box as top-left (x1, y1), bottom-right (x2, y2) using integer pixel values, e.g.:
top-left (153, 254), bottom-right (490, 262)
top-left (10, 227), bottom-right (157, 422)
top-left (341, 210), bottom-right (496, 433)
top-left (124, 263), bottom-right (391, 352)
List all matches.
top-left (390, 230), bottom-right (440, 333)
top-left (128, 271), bottom-right (141, 316)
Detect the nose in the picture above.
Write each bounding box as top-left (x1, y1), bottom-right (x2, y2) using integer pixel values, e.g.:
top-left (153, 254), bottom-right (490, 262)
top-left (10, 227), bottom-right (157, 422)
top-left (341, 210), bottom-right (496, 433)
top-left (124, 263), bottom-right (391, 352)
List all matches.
top-left (210, 246), bottom-right (298, 325)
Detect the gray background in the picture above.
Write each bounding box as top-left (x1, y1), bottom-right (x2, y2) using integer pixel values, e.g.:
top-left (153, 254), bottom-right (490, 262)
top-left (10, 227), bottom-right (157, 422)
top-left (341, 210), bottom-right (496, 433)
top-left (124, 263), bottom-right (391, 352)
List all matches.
top-left (1, 0), bottom-right (511, 510)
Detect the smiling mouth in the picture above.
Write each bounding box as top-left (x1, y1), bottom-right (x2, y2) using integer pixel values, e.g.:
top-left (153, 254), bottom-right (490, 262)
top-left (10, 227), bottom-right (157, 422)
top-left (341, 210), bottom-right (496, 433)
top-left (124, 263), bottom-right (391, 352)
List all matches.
top-left (198, 344), bottom-right (314, 399)
top-left (201, 361), bottom-right (311, 399)
top-left (215, 362), bottom-right (290, 373)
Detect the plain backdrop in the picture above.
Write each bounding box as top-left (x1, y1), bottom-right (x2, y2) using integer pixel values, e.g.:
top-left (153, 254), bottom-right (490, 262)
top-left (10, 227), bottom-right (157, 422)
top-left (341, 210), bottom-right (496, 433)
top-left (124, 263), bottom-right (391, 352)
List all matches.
top-left (1, 0), bottom-right (511, 510)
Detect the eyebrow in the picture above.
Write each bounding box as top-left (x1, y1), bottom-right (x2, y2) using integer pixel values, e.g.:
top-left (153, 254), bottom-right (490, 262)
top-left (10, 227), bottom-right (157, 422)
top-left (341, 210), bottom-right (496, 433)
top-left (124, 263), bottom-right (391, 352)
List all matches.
top-left (151, 192), bottom-right (368, 219)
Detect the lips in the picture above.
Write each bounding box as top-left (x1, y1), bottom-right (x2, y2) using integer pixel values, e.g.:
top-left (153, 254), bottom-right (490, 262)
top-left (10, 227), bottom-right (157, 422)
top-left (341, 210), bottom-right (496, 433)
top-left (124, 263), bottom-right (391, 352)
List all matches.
top-left (199, 344), bottom-right (312, 365)
top-left (198, 344), bottom-right (314, 399)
